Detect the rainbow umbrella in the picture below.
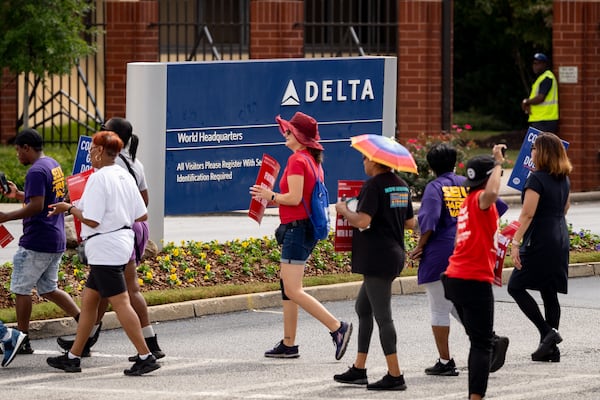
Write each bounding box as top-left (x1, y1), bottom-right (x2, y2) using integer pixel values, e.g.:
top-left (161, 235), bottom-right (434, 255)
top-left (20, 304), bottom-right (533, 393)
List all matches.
top-left (350, 134), bottom-right (418, 174)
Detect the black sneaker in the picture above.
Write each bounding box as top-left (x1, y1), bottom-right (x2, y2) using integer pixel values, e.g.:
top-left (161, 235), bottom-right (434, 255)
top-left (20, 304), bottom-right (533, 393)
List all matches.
top-left (57, 321), bottom-right (102, 357)
top-left (129, 334), bottom-right (165, 361)
top-left (425, 358), bottom-right (459, 376)
top-left (17, 335), bottom-right (34, 354)
top-left (330, 321), bottom-right (352, 360)
top-left (334, 365), bottom-right (368, 385)
top-left (124, 354), bottom-right (161, 376)
top-left (264, 340), bottom-right (299, 358)
top-left (490, 334), bottom-right (509, 372)
top-left (367, 373), bottom-right (407, 391)
top-left (47, 353), bottom-right (82, 373)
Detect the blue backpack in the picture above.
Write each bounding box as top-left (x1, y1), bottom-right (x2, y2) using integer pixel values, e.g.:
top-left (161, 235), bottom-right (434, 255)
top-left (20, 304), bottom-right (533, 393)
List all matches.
top-left (299, 153), bottom-right (331, 240)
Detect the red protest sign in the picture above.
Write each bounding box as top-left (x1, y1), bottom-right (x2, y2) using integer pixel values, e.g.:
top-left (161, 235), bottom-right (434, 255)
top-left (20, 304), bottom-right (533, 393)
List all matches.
top-left (66, 169), bottom-right (94, 242)
top-left (494, 220), bottom-right (520, 286)
top-left (0, 224), bottom-right (14, 248)
top-left (334, 180), bottom-right (364, 252)
top-left (248, 154), bottom-right (280, 224)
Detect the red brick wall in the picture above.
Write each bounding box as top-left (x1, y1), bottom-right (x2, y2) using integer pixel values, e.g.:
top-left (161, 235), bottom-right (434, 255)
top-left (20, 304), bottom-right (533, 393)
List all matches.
top-left (105, 0), bottom-right (159, 119)
top-left (0, 70), bottom-right (18, 143)
top-left (397, 0), bottom-right (444, 139)
top-left (553, 0), bottom-right (600, 191)
top-left (250, 0), bottom-right (304, 59)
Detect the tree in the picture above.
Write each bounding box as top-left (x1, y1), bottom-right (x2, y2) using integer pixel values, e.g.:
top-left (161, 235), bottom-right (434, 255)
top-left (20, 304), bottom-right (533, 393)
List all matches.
top-left (454, 0), bottom-right (553, 129)
top-left (0, 0), bottom-right (97, 128)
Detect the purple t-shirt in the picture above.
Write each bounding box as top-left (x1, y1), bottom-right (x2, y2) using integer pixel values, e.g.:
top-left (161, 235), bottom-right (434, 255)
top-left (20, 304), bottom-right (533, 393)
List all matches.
top-left (417, 173), bottom-right (467, 284)
top-left (417, 172), bottom-right (509, 284)
top-left (19, 157), bottom-right (66, 253)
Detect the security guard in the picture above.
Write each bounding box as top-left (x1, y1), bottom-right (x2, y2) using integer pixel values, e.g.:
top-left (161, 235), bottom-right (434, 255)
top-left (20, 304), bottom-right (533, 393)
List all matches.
top-left (521, 53), bottom-right (559, 133)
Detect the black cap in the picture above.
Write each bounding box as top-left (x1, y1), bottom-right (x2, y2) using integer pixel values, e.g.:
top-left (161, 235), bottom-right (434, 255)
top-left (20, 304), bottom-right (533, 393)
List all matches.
top-left (15, 128), bottom-right (43, 150)
top-left (463, 155), bottom-right (496, 188)
top-left (533, 53), bottom-right (548, 62)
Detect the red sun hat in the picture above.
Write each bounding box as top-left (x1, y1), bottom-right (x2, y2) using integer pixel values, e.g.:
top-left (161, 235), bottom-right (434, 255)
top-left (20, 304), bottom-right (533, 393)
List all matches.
top-left (275, 112), bottom-right (324, 150)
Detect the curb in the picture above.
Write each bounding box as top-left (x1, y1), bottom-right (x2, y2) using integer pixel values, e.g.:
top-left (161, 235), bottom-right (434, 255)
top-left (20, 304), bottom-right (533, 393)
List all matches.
top-left (23, 262), bottom-right (600, 340)
top-left (498, 191), bottom-right (600, 206)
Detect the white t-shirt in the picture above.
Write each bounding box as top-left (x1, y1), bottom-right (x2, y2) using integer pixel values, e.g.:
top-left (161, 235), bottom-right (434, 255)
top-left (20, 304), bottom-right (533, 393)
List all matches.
top-left (115, 148), bottom-right (148, 192)
top-left (79, 164), bottom-right (147, 265)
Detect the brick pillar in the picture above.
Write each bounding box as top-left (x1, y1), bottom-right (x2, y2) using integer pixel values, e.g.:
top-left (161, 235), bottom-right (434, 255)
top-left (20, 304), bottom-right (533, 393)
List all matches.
top-left (397, 0), bottom-right (445, 139)
top-left (553, 0), bottom-right (600, 191)
top-left (250, 0), bottom-right (304, 59)
top-left (105, 0), bottom-right (159, 119)
top-left (0, 69), bottom-right (18, 143)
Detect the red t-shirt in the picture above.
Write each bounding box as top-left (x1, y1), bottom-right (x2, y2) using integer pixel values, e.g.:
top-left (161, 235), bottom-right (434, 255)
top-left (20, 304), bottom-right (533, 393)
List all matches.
top-left (278, 150), bottom-right (321, 224)
top-left (445, 189), bottom-right (499, 283)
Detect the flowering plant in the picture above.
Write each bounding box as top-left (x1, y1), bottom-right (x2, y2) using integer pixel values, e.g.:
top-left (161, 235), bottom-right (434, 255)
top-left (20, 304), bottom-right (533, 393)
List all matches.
top-left (398, 125), bottom-right (476, 199)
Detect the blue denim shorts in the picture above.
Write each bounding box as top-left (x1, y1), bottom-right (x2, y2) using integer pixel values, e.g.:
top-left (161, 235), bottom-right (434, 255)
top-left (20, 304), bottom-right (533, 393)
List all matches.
top-left (11, 247), bottom-right (63, 295)
top-left (279, 220), bottom-right (318, 265)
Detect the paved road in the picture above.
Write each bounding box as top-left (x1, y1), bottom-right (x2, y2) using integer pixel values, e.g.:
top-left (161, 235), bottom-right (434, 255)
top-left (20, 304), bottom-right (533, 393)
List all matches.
top-left (3, 275), bottom-right (599, 399)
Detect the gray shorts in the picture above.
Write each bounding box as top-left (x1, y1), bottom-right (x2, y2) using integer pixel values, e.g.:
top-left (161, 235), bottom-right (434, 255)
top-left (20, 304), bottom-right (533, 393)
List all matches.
top-left (11, 247), bottom-right (62, 295)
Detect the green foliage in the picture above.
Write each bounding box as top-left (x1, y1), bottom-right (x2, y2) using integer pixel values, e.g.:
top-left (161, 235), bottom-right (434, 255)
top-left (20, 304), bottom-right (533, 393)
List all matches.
top-left (0, 0), bottom-right (97, 77)
top-left (0, 143), bottom-right (76, 202)
top-left (398, 126), bottom-right (475, 200)
top-left (453, 111), bottom-right (513, 132)
top-left (454, 0), bottom-right (553, 128)
top-left (567, 225), bottom-right (600, 252)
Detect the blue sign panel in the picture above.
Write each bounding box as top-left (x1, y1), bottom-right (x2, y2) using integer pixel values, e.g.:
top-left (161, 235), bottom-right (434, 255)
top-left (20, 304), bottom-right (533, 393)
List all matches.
top-left (508, 127), bottom-right (569, 191)
top-left (72, 136), bottom-right (93, 175)
top-left (164, 57), bottom-right (393, 214)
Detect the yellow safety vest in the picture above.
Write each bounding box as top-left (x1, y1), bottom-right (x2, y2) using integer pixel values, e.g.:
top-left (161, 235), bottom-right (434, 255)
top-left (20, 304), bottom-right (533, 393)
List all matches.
top-left (528, 70), bottom-right (559, 122)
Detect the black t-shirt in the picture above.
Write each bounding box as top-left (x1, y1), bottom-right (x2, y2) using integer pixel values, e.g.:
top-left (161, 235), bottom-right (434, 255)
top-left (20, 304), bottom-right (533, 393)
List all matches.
top-left (351, 172), bottom-right (414, 278)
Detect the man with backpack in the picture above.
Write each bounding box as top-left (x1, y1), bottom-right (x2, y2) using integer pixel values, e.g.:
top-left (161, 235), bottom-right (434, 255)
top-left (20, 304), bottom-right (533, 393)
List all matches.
top-left (250, 111), bottom-right (352, 361)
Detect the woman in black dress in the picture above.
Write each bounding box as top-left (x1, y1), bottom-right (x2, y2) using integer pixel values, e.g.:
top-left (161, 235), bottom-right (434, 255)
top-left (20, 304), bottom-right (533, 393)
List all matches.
top-left (508, 132), bottom-right (572, 362)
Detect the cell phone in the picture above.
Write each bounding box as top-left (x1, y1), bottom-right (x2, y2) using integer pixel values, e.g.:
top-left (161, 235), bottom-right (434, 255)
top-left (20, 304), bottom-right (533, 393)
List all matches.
top-left (0, 172), bottom-right (10, 194)
top-left (497, 141), bottom-right (507, 157)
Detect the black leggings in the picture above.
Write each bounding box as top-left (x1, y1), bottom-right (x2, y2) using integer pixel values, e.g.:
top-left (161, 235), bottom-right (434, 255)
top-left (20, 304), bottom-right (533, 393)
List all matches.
top-left (355, 275), bottom-right (397, 356)
top-left (442, 275), bottom-right (494, 398)
top-left (507, 285), bottom-right (561, 341)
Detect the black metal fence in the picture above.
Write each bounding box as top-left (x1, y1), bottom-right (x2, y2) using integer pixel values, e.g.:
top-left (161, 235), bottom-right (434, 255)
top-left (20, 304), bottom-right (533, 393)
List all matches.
top-left (18, 3), bottom-right (105, 144)
top-left (304, 0), bottom-right (397, 57)
top-left (18, 0), bottom-right (398, 144)
top-left (157, 0), bottom-right (250, 62)
top-left (156, 0), bottom-right (397, 61)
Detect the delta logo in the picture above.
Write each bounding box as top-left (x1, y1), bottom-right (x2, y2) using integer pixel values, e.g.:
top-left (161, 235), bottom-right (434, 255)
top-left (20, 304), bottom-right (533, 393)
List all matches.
top-left (281, 79), bottom-right (375, 106)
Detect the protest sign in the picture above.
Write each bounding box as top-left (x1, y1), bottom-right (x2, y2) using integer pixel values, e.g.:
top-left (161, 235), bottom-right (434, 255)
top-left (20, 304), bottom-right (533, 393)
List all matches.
top-left (0, 224), bottom-right (13, 248)
top-left (334, 180), bottom-right (364, 252)
top-left (508, 127), bottom-right (569, 191)
top-left (66, 169), bottom-right (94, 241)
top-left (248, 154), bottom-right (280, 224)
top-left (494, 220), bottom-right (520, 286)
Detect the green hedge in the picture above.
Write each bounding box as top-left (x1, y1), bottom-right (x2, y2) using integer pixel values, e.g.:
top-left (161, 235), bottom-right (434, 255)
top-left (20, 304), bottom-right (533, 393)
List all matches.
top-left (0, 144), bottom-right (76, 200)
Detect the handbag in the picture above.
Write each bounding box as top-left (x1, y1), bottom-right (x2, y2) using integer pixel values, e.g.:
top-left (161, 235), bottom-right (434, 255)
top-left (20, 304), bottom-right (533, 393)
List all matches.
top-left (76, 241), bottom-right (88, 265)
